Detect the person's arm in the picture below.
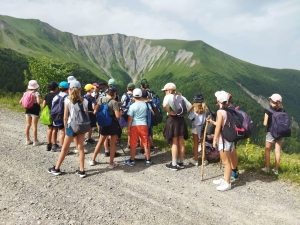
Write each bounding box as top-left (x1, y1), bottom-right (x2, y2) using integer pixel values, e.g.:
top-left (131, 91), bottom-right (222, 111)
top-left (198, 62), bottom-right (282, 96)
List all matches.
top-left (41, 100), bottom-right (46, 108)
top-left (127, 116), bottom-right (133, 136)
top-left (63, 102), bottom-right (69, 128)
top-left (114, 109), bottom-right (120, 119)
top-left (163, 104), bottom-right (176, 116)
top-left (263, 113), bottom-right (268, 126)
top-left (36, 93), bottom-right (42, 105)
top-left (213, 110), bottom-right (222, 148)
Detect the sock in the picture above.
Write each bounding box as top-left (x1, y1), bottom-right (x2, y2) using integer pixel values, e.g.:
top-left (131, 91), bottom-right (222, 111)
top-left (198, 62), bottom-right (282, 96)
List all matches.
top-left (172, 158), bottom-right (177, 166)
top-left (105, 150), bottom-right (109, 153)
top-left (146, 157), bottom-right (151, 161)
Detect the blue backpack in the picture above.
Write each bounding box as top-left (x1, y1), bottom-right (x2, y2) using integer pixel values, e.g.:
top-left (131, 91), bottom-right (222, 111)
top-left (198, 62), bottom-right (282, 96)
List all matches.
top-left (97, 98), bottom-right (113, 127)
top-left (51, 95), bottom-right (68, 122)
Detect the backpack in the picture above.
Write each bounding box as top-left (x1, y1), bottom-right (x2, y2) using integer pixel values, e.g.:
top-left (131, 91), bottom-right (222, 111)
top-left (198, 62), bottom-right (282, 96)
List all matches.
top-left (84, 94), bottom-right (95, 112)
top-left (267, 108), bottom-right (291, 139)
top-left (148, 101), bottom-right (163, 126)
top-left (173, 94), bottom-right (188, 116)
top-left (234, 108), bottom-right (254, 138)
top-left (145, 102), bottom-right (152, 134)
top-left (51, 95), bottom-right (67, 122)
top-left (205, 106), bottom-right (216, 135)
top-left (97, 98), bottom-right (113, 127)
top-left (221, 108), bottom-right (246, 142)
top-left (120, 93), bottom-right (134, 122)
top-left (199, 142), bottom-right (220, 162)
top-left (70, 100), bottom-right (91, 134)
top-left (21, 92), bottom-right (35, 109)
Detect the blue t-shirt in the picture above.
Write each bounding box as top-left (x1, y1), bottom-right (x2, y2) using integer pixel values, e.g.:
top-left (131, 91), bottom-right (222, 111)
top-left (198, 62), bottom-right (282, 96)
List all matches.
top-left (127, 101), bottom-right (151, 126)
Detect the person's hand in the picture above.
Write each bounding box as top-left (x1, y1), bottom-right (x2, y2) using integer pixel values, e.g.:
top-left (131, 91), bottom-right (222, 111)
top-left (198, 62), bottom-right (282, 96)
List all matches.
top-left (168, 111), bottom-right (176, 116)
top-left (126, 130), bottom-right (131, 136)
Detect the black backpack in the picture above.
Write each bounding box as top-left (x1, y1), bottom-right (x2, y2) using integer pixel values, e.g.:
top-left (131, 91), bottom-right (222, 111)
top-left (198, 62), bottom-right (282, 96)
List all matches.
top-left (147, 101), bottom-right (163, 126)
top-left (83, 94), bottom-right (95, 112)
top-left (205, 106), bottom-right (216, 135)
top-left (221, 108), bottom-right (246, 142)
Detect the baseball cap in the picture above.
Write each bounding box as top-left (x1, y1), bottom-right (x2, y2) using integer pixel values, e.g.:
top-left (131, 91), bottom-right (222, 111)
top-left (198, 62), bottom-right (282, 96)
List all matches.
top-left (108, 78), bottom-right (116, 85)
top-left (59, 81), bottom-right (69, 89)
top-left (48, 81), bottom-right (58, 90)
top-left (161, 83), bottom-right (176, 91)
top-left (133, 88), bottom-right (142, 97)
top-left (215, 90), bottom-right (229, 103)
top-left (127, 83), bottom-right (135, 89)
top-left (98, 82), bottom-right (108, 89)
top-left (85, 84), bottom-right (96, 91)
top-left (269, 93), bottom-right (282, 103)
top-left (69, 80), bottom-right (81, 89)
top-left (142, 90), bottom-right (148, 98)
top-left (92, 82), bottom-right (99, 87)
top-left (141, 79), bottom-right (148, 85)
top-left (193, 93), bottom-right (205, 103)
top-left (67, 76), bottom-right (76, 83)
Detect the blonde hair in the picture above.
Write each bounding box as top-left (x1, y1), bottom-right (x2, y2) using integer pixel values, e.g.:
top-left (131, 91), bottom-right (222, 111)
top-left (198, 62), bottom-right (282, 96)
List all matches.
top-left (70, 88), bottom-right (82, 104)
top-left (193, 102), bottom-right (207, 114)
top-left (270, 100), bottom-right (282, 110)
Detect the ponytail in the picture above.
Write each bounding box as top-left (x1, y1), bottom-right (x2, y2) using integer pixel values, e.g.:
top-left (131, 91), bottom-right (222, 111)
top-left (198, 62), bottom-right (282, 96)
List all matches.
top-left (70, 88), bottom-right (82, 104)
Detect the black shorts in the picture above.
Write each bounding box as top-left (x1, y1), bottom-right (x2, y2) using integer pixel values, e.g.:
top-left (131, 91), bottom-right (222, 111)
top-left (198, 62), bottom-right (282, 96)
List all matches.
top-left (100, 119), bottom-right (121, 136)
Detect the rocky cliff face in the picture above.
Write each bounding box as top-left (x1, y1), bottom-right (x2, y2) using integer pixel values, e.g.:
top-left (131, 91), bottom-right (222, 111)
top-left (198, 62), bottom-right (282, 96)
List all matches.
top-left (71, 34), bottom-right (195, 82)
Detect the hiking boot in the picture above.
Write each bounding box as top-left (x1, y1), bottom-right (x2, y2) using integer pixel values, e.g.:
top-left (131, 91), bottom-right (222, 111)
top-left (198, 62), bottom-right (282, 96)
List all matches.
top-left (124, 158), bottom-right (135, 166)
top-left (51, 144), bottom-right (62, 152)
top-left (177, 162), bottom-right (185, 169)
top-left (85, 138), bottom-right (95, 144)
top-left (213, 178), bottom-right (224, 185)
top-left (190, 159), bottom-right (199, 166)
top-left (75, 170), bottom-right (86, 178)
top-left (47, 166), bottom-right (61, 176)
top-left (89, 160), bottom-right (96, 166)
top-left (216, 181), bottom-right (231, 191)
top-left (272, 168), bottom-right (279, 175)
top-left (146, 159), bottom-right (152, 166)
top-left (25, 140), bottom-right (33, 145)
top-left (33, 140), bottom-right (42, 146)
top-left (165, 162), bottom-right (178, 171)
top-left (46, 143), bottom-right (52, 151)
top-left (230, 171), bottom-right (239, 181)
top-left (261, 167), bottom-right (270, 173)
top-left (107, 162), bottom-right (118, 169)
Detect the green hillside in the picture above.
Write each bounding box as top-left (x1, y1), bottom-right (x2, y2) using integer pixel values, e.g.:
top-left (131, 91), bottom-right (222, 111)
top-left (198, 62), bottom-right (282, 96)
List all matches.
top-left (1, 15), bottom-right (300, 152)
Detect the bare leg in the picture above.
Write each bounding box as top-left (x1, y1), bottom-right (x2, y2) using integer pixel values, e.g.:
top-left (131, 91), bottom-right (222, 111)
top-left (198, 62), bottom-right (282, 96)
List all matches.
top-left (274, 141), bottom-right (282, 170)
top-left (55, 136), bottom-right (74, 170)
top-left (230, 147), bottom-right (238, 169)
top-left (91, 135), bottom-right (107, 161)
top-left (265, 141), bottom-right (272, 169)
top-left (109, 135), bottom-right (117, 164)
top-left (192, 134), bottom-right (198, 161)
top-left (47, 126), bottom-right (53, 144)
top-left (178, 136), bottom-right (185, 160)
top-left (25, 116), bottom-right (32, 141)
top-left (52, 127), bottom-right (58, 145)
top-left (59, 129), bottom-right (66, 146)
top-left (32, 117), bottom-right (39, 141)
top-left (76, 134), bottom-right (85, 171)
top-left (171, 137), bottom-right (179, 162)
top-left (220, 150), bottom-right (232, 183)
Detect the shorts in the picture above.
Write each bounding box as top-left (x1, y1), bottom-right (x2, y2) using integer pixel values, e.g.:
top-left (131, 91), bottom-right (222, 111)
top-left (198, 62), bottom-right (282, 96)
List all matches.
top-left (130, 125), bottom-right (150, 149)
top-left (218, 141), bottom-right (235, 152)
top-left (191, 125), bottom-right (204, 139)
top-left (266, 132), bottom-right (284, 143)
top-left (66, 124), bottom-right (77, 137)
top-left (25, 113), bottom-right (39, 118)
top-left (53, 121), bottom-right (65, 130)
top-left (89, 113), bottom-right (97, 128)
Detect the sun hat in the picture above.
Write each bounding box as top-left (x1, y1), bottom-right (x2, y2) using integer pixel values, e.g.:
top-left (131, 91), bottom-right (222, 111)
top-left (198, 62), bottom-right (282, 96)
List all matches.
top-left (161, 83), bottom-right (176, 91)
top-left (108, 78), bottom-right (116, 85)
top-left (127, 83), bottom-right (135, 89)
top-left (59, 81), bottom-right (69, 89)
top-left (48, 81), bottom-right (58, 90)
top-left (92, 82), bottom-right (99, 87)
top-left (133, 88), bottom-right (142, 97)
top-left (28, 80), bottom-right (39, 89)
top-left (84, 84), bottom-right (96, 91)
top-left (69, 80), bottom-right (81, 89)
top-left (142, 90), bottom-right (148, 98)
top-left (67, 76), bottom-right (76, 83)
top-left (193, 93), bottom-right (205, 103)
top-left (269, 93), bottom-right (282, 103)
top-left (215, 90), bottom-right (229, 103)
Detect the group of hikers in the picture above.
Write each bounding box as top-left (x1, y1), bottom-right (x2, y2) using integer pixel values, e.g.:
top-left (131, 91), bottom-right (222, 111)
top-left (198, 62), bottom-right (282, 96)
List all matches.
top-left (20, 76), bottom-right (289, 191)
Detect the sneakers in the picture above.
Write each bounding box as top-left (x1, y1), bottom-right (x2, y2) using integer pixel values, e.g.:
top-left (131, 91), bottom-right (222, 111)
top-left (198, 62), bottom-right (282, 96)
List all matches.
top-left (272, 168), bottom-right (279, 175)
top-left (124, 158), bottom-right (135, 166)
top-left (146, 159), bottom-right (152, 166)
top-left (230, 170), bottom-right (239, 181)
top-left (75, 170), bottom-right (87, 178)
top-left (89, 160), bottom-right (96, 166)
top-left (25, 140), bottom-right (33, 145)
top-left (261, 167), bottom-right (270, 173)
top-left (107, 162), bottom-right (118, 169)
top-left (46, 143), bottom-right (52, 151)
top-left (51, 144), bottom-right (62, 152)
top-left (203, 160), bottom-right (208, 166)
top-left (135, 153), bottom-right (146, 160)
top-left (213, 178), bottom-right (224, 185)
top-left (165, 162), bottom-right (178, 171)
top-left (216, 181), bottom-right (231, 191)
top-left (190, 159), bottom-right (199, 166)
top-left (85, 138), bottom-right (95, 144)
top-left (177, 162), bottom-right (184, 169)
top-left (47, 166), bottom-right (61, 176)
top-left (33, 140), bottom-right (42, 146)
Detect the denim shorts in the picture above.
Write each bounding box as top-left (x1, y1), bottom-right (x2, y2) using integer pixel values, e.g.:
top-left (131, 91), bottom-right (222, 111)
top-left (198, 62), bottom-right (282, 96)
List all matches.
top-left (66, 124), bottom-right (77, 137)
top-left (266, 132), bottom-right (284, 143)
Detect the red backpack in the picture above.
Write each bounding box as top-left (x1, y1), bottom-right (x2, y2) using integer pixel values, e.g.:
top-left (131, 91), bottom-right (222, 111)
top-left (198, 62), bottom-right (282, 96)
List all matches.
top-left (21, 92), bottom-right (35, 109)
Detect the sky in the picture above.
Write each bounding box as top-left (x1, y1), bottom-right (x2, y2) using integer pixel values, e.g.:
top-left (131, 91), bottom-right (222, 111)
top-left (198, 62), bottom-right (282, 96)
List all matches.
top-left (1, 0), bottom-right (300, 70)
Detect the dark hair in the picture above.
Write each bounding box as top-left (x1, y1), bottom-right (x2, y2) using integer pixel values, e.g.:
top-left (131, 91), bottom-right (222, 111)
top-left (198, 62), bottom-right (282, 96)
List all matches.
top-left (106, 87), bottom-right (116, 96)
top-left (59, 87), bottom-right (68, 92)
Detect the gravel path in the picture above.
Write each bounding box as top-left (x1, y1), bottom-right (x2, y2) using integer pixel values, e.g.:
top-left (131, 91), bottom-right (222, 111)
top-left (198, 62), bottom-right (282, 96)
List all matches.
top-left (0, 106), bottom-right (299, 225)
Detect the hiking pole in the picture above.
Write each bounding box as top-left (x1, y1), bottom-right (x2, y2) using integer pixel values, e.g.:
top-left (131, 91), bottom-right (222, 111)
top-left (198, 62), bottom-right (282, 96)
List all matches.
top-left (201, 118), bottom-right (209, 181)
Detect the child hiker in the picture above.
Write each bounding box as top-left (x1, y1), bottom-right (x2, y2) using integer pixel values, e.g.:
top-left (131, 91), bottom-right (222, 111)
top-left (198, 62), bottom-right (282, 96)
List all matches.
top-left (188, 93), bottom-right (208, 166)
top-left (84, 83), bottom-right (97, 144)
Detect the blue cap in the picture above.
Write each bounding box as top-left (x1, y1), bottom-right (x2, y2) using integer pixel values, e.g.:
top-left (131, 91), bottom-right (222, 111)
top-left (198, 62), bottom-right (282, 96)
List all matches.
top-left (59, 81), bottom-right (69, 89)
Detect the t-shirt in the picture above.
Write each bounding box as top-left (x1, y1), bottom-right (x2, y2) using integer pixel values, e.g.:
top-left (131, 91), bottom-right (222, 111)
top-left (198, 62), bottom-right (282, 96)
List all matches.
top-left (127, 101), bottom-right (152, 126)
top-left (98, 97), bottom-right (119, 116)
top-left (163, 94), bottom-right (191, 115)
top-left (264, 106), bottom-right (284, 132)
top-left (65, 98), bottom-right (89, 124)
top-left (188, 111), bottom-right (206, 127)
top-left (44, 92), bottom-right (57, 109)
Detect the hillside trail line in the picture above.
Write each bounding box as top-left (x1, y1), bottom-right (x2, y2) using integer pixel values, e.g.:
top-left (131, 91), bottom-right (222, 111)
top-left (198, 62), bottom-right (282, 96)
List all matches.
top-left (0, 106), bottom-right (299, 225)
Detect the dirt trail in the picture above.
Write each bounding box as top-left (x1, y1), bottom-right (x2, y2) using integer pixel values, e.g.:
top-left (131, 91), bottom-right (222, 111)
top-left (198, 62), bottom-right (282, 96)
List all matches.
top-left (0, 107), bottom-right (299, 225)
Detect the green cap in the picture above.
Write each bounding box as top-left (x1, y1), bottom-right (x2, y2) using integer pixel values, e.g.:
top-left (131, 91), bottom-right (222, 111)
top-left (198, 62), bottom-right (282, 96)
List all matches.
top-left (127, 83), bottom-right (135, 89)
